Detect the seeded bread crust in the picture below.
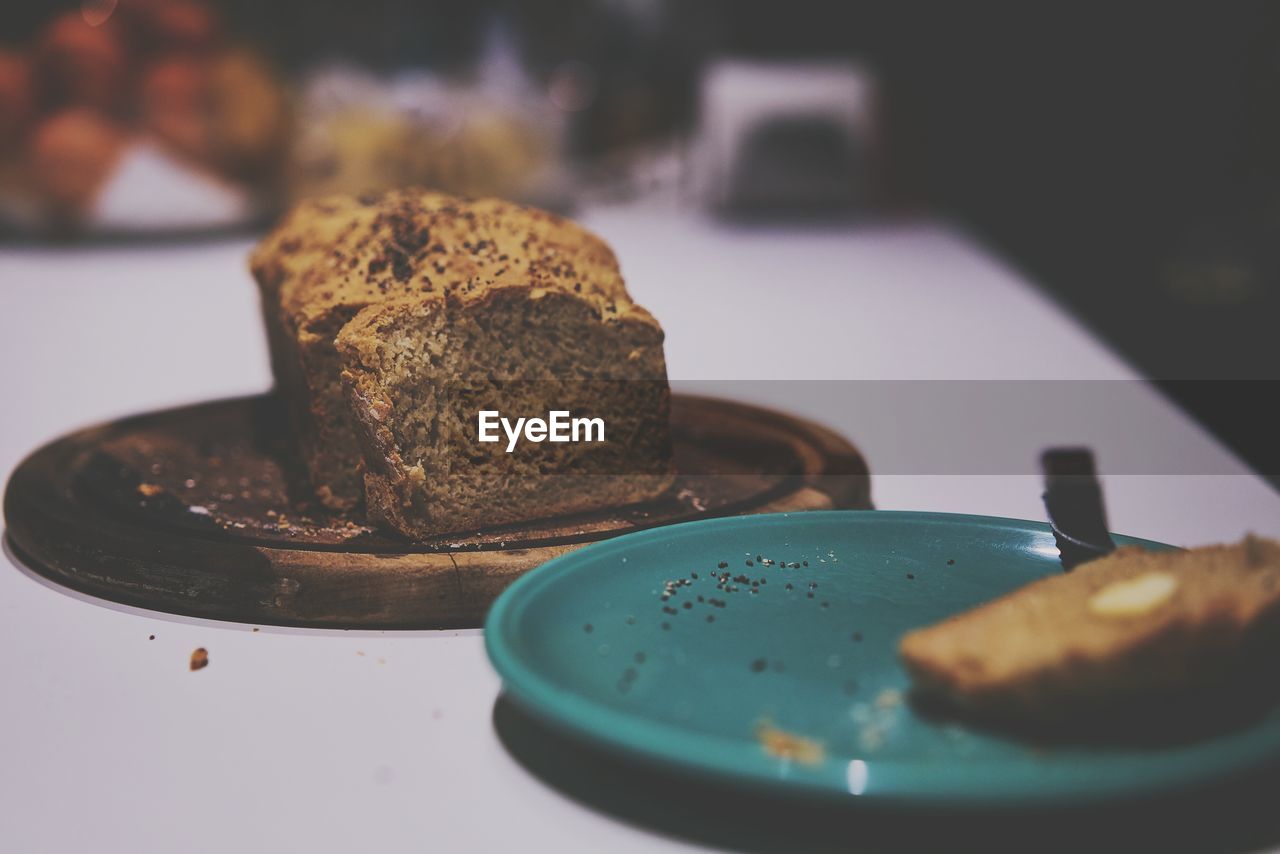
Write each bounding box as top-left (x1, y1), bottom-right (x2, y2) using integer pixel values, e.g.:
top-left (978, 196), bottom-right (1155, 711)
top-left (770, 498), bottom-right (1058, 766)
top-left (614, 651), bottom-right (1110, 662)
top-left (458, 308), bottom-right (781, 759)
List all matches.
top-left (250, 189), bottom-right (674, 531)
top-left (899, 536), bottom-right (1280, 729)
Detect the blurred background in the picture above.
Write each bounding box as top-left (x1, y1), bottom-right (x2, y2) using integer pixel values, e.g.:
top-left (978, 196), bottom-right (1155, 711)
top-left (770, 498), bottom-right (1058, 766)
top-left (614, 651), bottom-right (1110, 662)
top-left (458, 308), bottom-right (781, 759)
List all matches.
top-left (3, 0), bottom-right (1279, 483)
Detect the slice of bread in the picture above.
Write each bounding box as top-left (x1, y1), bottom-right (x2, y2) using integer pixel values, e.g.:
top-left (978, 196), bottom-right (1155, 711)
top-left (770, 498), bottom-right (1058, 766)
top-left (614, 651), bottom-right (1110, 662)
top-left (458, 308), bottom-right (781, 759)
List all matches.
top-left (899, 536), bottom-right (1280, 732)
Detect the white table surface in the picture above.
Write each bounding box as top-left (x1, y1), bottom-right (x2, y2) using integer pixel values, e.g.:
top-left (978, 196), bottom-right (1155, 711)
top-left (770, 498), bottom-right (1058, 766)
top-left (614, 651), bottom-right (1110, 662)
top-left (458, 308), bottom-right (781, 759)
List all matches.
top-left (3, 203), bottom-right (1278, 853)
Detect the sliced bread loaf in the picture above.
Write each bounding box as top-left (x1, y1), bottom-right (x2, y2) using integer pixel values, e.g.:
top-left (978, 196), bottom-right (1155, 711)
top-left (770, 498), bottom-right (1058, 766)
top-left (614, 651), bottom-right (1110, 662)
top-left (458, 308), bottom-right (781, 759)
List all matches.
top-left (250, 189), bottom-right (674, 531)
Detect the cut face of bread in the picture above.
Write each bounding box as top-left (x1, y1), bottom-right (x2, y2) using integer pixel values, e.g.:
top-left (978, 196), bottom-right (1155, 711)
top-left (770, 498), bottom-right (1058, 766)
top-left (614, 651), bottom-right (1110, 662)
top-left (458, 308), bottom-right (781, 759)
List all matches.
top-left (337, 287), bottom-right (673, 538)
top-left (898, 536), bottom-right (1280, 734)
top-left (250, 189), bottom-right (667, 517)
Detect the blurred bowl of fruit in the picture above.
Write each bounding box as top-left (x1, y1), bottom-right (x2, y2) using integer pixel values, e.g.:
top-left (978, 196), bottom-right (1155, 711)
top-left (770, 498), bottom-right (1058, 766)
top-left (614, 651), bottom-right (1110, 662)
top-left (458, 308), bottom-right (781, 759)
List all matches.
top-left (0, 0), bottom-right (293, 238)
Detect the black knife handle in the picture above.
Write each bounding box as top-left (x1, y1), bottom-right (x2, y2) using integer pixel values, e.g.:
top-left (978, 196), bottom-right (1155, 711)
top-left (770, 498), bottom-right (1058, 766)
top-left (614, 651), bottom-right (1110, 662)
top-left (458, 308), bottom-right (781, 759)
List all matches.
top-left (1041, 448), bottom-right (1117, 572)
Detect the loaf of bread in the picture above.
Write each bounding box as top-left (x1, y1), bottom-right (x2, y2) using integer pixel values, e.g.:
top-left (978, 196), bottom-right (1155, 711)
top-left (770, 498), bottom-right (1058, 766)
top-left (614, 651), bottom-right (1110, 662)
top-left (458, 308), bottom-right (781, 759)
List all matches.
top-left (899, 536), bottom-right (1280, 731)
top-left (250, 189), bottom-right (674, 535)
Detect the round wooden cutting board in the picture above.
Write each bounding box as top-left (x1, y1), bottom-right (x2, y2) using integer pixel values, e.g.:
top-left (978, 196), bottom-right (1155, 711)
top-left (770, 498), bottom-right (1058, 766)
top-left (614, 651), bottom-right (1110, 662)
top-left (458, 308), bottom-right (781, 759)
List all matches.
top-left (4, 394), bottom-right (871, 628)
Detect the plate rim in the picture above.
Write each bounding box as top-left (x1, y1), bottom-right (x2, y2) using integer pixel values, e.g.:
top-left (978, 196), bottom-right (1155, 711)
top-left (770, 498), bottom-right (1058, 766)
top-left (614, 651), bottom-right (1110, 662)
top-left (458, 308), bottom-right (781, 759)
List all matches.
top-left (485, 509), bottom-right (1280, 806)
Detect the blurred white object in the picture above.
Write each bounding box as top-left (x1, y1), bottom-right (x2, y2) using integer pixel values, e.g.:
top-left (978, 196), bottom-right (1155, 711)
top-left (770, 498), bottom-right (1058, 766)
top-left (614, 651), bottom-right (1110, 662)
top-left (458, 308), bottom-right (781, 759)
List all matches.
top-left (91, 141), bottom-right (254, 232)
top-left (695, 60), bottom-right (877, 213)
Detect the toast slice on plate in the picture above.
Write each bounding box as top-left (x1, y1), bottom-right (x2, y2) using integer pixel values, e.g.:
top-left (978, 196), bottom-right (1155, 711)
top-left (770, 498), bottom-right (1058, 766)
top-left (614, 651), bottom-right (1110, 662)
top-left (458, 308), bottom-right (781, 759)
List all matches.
top-left (899, 535), bottom-right (1280, 736)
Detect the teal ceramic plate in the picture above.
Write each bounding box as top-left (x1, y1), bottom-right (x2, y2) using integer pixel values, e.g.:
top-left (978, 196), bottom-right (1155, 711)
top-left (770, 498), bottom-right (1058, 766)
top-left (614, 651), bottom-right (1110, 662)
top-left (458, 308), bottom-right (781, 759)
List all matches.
top-left (485, 511), bottom-right (1280, 806)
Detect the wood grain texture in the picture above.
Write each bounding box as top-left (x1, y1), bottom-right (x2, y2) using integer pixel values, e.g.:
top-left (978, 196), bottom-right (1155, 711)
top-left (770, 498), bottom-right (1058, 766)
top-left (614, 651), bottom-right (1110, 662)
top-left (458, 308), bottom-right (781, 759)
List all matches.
top-left (4, 394), bottom-right (871, 628)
